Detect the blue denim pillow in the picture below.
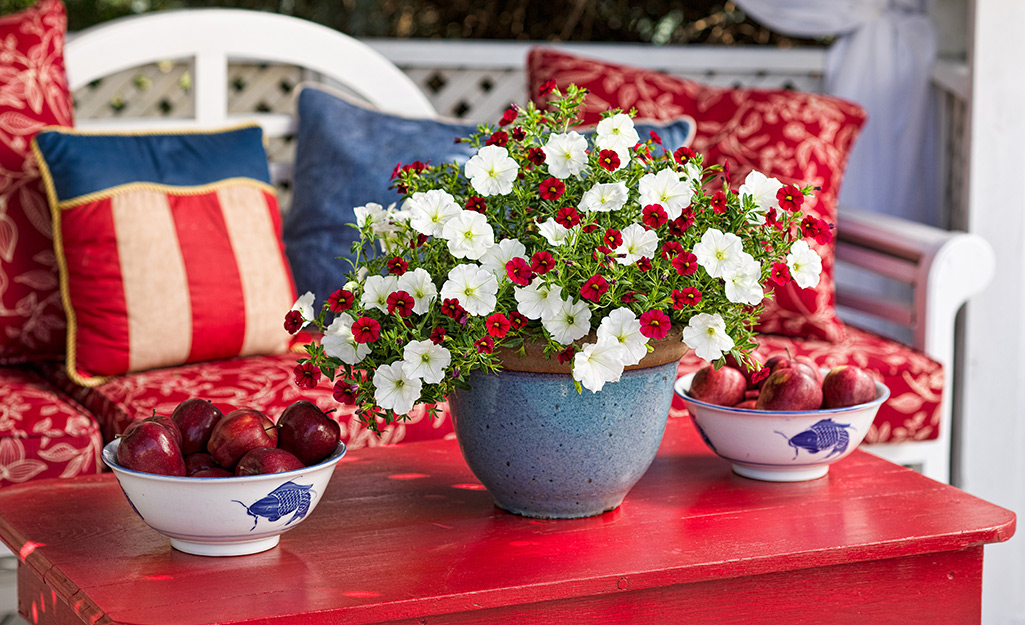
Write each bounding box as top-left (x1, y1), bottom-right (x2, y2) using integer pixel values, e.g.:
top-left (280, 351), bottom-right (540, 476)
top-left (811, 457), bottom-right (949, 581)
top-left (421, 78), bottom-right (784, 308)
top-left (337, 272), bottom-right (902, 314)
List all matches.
top-left (284, 85), bottom-right (694, 308)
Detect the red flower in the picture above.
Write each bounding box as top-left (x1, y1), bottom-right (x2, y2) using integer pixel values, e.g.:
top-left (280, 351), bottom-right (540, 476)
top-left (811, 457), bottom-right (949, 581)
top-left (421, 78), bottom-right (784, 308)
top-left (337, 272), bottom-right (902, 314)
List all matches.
top-left (661, 241), bottom-right (684, 260)
top-left (539, 79), bottom-right (557, 97)
top-left (592, 245), bottom-right (613, 265)
top-left (668, 212), bottom-right (695, 237)
top-left (293, 362), bottom-right (321, 389)
top-left (539, 177), bottom-right (565, 201)
top-left (387, 256), bottom-right (408, 275)
top-left (672, 252), bottom-right (699, 276)
top-left (511, 126), bottom-right (527, 141)
top-left (465, 196), bottom-right (487, 213)
top-left (527, 147), bottom-right (546, 166)
top-left (386, 290), bottom-right (415, 317)
top-left (597, 149), bottom-right (621, 171)
top-left (475, 336), bottom-right (495, 354)
top-left (414, 233), bottom-right (430, 248)
top-left (557, 345), bottom-right (576, 364)
top-left (508, 310), bottom-right (529, 329)
top-left (777, 184), bottom-right (804, 212)
top-left (670, 287), bottom-right (702, 309)
top-left (634, 142), bottom-right (652, 163)
top-left (635, 257), bottom-right (652, 272)
top-left (486, 131), bottom-right (509, 147)
top-left (765, 207), bottom-right (783, 230)
top-left (505, 257), bottom-right (534, 286)
top-left (603, 228), bottom-right (623, 248)
top-left (351, 316), bottom-right (381, 343)
top-left (642, 204), bottom-right (668, 229)
top-left (328, 288), bottom-right (354, 313)
top-left (333, 380), bottom-right (358, 405)
top-left (283, 309), bottom-right (304, 334)
top-left (485, 313), bottom-right (511, 338)
top-left (580, 274), bottom-right (609, 302)
top-left (530, 251), bottom-right (555, 275)
top-left (440, 298), bottom-right (466, 321)
top-left (673, 146), bottom-right (695, 164)
top-left (801, 216), bottom-right (833, 245)
top-left (770, 262), bottom-right (792, 286)
top-left (581, 223), bottom-right (599, 234)
top-left (555, 205), bottom-right (581, 229)
top-left (621, 291), bottom-right (640, 303)
top-left (429, 326), bottom-right (446, 345)
top-left (710, 191), bottom-right (728, 214)
top-left (649, 130), bottom-right (662, 145)
top-left (639, 309), bottom-right (671, 340)
top-left (750, 367), bottom-right (771, 386)
top-left (499, 106), bottom-right (518, 127)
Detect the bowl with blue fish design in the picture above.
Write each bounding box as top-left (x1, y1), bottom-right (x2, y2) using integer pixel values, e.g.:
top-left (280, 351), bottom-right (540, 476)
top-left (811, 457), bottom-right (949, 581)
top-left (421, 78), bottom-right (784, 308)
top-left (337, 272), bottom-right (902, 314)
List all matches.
top-left (674, 373), bottom-right (889, 482)
top-left (102, 439), bottom-right (346, 556)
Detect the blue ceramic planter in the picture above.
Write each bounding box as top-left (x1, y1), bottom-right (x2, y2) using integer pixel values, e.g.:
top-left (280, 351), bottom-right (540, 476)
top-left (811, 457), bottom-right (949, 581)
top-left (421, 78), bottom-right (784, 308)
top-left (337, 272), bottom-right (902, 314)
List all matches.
top-left (449, 359), bottom-right (677, 518)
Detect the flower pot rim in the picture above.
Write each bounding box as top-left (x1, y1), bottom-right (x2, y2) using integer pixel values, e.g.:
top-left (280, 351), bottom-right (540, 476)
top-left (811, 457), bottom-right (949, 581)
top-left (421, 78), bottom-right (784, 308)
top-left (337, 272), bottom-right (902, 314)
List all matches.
top-left (496, 326), bottom-right (688, 374)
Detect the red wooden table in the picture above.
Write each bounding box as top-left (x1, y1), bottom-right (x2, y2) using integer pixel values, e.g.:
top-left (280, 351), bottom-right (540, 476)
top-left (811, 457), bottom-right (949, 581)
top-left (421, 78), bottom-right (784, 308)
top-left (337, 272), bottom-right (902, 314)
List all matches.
top-left (0, 417), bottom-right (1014, 625)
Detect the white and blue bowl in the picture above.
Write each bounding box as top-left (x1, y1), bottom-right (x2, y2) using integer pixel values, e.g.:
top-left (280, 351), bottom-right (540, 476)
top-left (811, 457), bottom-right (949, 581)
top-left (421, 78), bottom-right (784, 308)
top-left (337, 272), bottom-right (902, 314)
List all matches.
top-left (674, 373), bottom-right (889, 482)
top-left (102, 440), bottom-right (346, 556)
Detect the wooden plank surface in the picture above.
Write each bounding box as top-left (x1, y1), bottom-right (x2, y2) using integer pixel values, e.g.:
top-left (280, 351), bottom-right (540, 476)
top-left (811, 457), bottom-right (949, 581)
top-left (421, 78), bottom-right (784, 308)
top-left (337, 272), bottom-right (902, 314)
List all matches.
top-left (0, 417), bottom-right (1015, 625)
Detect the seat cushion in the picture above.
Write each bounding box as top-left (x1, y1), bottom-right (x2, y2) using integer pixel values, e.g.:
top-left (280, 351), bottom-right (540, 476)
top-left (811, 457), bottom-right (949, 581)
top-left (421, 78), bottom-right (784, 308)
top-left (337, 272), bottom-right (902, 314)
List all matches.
top-left (0, 0), bottom-right (75, 363)
top-left (38, 353), bottom-right (454, 450)
top-left (527, 47), bottom-right (866, 344)
top-left (0, 366), bottom-right (103, 488)
top-left (671, 326), bottom-right (943, 443)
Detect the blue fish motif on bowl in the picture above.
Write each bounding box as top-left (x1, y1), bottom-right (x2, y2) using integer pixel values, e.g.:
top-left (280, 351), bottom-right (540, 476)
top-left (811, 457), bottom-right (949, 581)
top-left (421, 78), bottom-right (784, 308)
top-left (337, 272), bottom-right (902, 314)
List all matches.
top-left (776, 419), bottom-right (855, 459)
top-left (234, 480), bottom-right (315, 530)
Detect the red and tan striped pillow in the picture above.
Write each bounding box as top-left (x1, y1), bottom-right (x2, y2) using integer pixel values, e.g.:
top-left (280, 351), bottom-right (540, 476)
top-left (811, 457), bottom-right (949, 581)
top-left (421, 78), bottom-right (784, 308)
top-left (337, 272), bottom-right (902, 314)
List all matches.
top-left (33, 125), bottom-right (296, 386)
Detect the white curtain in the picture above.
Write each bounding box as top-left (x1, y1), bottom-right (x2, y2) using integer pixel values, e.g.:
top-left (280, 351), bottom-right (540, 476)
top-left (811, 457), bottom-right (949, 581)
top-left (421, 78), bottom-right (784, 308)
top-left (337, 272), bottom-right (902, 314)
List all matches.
top-left (733, 0), bottom-right (939, 226)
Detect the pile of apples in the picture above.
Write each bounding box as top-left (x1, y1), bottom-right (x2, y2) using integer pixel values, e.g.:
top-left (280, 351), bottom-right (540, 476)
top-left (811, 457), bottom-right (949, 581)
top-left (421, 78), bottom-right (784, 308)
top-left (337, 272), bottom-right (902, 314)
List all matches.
top-left (116, 399), bottom-right (341, 477)
top-left (689, 354), bottom-right (878, 411)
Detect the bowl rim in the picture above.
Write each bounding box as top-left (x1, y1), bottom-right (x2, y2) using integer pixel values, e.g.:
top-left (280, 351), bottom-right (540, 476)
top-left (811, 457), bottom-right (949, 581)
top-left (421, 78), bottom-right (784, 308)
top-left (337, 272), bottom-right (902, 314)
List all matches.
top-left (101, 439), bottom-right (347, 483)
top-left (674, 371), bottom-right (890, 415)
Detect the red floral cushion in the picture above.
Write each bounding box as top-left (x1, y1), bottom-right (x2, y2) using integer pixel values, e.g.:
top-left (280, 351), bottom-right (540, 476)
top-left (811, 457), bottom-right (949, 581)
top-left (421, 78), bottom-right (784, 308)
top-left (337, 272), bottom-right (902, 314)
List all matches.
top-left (527, 47), bottom-right (866, 343)
top-left (38, 353), bottom-right (454, 449)
top-left (0, 0), bottom-right (74, 364)
top-left (0, 365), bottom-right (103, 488)
top-left (671, 327), bottom-right (944, 443)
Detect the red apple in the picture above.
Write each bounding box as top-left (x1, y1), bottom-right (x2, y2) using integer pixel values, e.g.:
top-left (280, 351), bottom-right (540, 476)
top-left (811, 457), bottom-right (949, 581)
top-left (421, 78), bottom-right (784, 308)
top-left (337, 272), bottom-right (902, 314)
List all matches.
top-left (192, 468), bottom-right (233, 478)
top-left (688, 365), bottom-right (748, 407)
top-left (171, 398), bottom-right (224, 455)
top-left (117, 421), bottom-right (186, 476)
top-left (184, 452), bottom-right (222, 476)
top-left (735, 399), bottom-right (759, 409)
top-left (276, 400), bottom-right (341, 466)
top-left (235, 448), bottom-right (305, 476)
top-left (763, 354), bottom-right (822, 386)
top-left (822, 365), bottom-right (877, 408)
top-left (136, 413), bottom-right (182, 450)
top-left (207, 408), bottom-right (278, 469)
top-left (756, 368), bottom-right (823, 411)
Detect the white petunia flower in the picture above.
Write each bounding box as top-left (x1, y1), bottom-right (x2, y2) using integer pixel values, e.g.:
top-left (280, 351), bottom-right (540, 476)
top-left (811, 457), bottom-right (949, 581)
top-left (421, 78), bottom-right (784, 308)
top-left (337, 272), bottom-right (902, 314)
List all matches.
top-left (373, 361), bottom-right (423, 415)
top-left (514, 278), bottom-right (564, 320)
top-left (595, 113), bottom-right (640, 154)
top-left (724, 254), bottom-right (765, 305)
top-left (615, 223), bottom-right (659, 265)
top-left (543, 131), bottom-right (589, 179)
top-left (361, 275), bottom-right (399, 313)
top-left (441, 210), bottom-right (495, 260)
top-left (787, 239), bottom-right (823, 289)
top-left (322, 313), bottom-right (371, 365)
top-left (396, 268), bottom-right (437, 315)
top-left (465, 145), bottom-right (519, 196)
top-left (479, 238), bottom-right (527, 282)
top-left (682, 312), bottom-right (736, 363)
top-left (406, 189), bottom-right (462, 237)
top-left (353, 202), bottom-right (388, 231)
top-left (290, 291), bottom-right (316, 328)
top-left (679, 160), bottom-right (704, 187)
top-left (401, 339), bottom-right (452, 384)
top-left (579, 181), bottom-right (629, 213)
top-left (541, 297), bottom-right (592, 345)
top-left (638, 168), bottom-right (694, 220)
top-left (537, 218), bottom-right (577, 247)
top-left (693, 228), bottom-right (745, 279)
top-left (439, 263), bottom-right (499, 316)
top-left (738, 170), bottom-right (784, 224)
top-left (597, 307), bottom-right (648, 366)
top-left (573, 337), bottom-right (627, 393)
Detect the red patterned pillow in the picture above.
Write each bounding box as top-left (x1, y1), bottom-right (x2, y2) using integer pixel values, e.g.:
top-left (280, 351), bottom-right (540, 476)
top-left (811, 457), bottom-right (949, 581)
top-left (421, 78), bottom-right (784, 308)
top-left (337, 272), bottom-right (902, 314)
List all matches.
top-left (0, 0), bottom-right (74, 363)
top-left (33, 124), bottom-right (297, 386)
top-left (527, 47), bottom-right (866, 343)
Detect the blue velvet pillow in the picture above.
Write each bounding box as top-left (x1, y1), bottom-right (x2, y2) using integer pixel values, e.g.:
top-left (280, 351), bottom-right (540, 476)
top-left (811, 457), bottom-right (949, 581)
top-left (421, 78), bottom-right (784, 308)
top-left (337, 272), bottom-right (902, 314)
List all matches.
top-left (284, 85), bottom-right (694, 308)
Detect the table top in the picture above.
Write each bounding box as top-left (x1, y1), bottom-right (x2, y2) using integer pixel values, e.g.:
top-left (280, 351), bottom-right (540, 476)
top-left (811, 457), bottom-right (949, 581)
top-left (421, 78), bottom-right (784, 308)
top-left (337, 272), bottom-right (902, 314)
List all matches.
top-left (0, 417), bottom-right (1015, 625)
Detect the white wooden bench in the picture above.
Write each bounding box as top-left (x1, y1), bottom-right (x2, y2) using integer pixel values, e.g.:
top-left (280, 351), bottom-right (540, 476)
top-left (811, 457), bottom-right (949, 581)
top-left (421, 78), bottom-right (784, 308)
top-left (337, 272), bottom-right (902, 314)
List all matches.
top-left (63, 7), bottom-right (993, 484)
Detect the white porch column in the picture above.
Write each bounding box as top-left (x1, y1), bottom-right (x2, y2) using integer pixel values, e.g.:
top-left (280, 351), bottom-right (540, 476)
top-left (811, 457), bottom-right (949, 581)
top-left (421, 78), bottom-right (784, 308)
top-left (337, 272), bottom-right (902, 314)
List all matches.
top-left (963, 0), bottom-right (1025, 622)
